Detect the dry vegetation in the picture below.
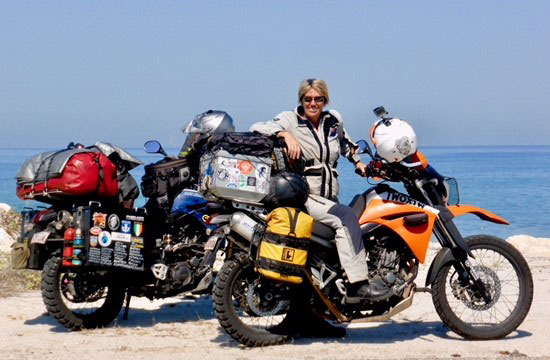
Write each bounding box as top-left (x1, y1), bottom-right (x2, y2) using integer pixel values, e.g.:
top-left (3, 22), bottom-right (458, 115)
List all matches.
top-left (0, 208), bottom-right (21, 239)
top-left (0, 253), bottom-right (41, 297)
top-left (0, 209), bottom-right (41, 297)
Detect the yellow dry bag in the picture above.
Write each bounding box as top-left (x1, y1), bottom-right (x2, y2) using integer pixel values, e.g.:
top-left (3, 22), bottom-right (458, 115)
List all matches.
top-left (257, 207), bottom-right (315, 284)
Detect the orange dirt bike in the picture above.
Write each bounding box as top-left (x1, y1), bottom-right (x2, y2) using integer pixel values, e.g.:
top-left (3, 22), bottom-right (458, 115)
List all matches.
top-left (212, 128), bottom-right (533, 347)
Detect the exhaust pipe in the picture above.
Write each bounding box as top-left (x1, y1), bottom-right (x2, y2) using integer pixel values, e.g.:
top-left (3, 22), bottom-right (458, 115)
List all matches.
top-left (230, 212), bottom-right (259, 241)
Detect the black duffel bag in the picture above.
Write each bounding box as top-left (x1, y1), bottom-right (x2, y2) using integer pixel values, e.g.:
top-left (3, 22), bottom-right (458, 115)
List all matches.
top-left (207, 132), bottom-right (275, 157)
top-left (141, 157), bottom-right (191, 199)
top-left (205, 132), bottom-right (304, 174)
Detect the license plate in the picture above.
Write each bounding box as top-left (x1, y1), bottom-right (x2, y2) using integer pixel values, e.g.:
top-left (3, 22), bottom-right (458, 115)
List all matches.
top-left (31, 231), bottom-right (50, 244)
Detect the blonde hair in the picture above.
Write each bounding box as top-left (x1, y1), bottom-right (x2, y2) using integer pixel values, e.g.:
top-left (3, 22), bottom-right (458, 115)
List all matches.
top-left (298, 79), bottom-right (330, 104)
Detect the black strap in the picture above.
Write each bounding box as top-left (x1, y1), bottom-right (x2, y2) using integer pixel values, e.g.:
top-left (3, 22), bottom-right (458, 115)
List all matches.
top-left (257, 257), bottom-right (304, 275)
top-left (283, 207), bottom-right (300, 237)
top-left (322, 113), bottom-right (340, 200)
top-left (35, 149), bottom-right (67, 195)
top-left (300, 116), bottom-right (326, 198)
top-left (264, 232), bottom-right (309, 248)
top-left (92, 154), bottom-right (105, 194)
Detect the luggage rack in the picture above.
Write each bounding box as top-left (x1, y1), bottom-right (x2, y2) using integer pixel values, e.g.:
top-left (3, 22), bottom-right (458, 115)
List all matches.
top-left (18, 185), bottom-right (64, 200)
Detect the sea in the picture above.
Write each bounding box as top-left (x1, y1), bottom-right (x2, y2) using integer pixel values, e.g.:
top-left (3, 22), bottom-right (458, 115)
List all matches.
top-left (1, 146), bottom-right (549, 239)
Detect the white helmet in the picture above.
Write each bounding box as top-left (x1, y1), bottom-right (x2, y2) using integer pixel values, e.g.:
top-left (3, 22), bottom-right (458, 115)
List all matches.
top-left (370, 118), bottom-right (417, 163)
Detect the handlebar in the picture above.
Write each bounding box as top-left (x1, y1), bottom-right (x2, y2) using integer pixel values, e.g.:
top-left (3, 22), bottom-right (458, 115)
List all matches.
top-left (363, 158), bottom-right (420, 184)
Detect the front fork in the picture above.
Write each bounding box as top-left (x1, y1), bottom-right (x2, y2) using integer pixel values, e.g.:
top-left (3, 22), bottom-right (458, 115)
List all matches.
top-left (434, 214), bottom-right (492, 303)
top-left (450, 251), bottom-right (492, 303)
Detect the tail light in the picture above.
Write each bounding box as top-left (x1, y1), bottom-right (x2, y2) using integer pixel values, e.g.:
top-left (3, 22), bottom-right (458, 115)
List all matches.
top-left (34, 208), bottom-right (56, 225)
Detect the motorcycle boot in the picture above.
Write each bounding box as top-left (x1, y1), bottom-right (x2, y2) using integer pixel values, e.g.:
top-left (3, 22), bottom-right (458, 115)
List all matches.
top-left (346, 276), bottom-right (392, 302)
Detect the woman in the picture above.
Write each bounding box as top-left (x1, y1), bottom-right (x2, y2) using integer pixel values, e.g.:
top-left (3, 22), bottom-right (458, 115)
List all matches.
top-left (251, 79), bottom-right (390, 301)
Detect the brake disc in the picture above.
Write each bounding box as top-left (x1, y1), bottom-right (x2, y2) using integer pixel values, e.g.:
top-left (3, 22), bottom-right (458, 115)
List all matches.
top-left (451, 265), bottom-right (501, 310)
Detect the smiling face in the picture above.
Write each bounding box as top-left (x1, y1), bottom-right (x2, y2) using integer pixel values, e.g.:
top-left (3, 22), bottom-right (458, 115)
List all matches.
top-left (301, 88), bottom-right (326, 124)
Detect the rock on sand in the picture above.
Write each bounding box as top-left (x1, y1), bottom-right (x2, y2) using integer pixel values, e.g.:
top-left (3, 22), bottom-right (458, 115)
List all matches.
top-left (0, 228), bottom-right (15, 253)
top-left (0, 203), bottom-right (15, 253)
top-left (507, 234), bottom-right (550, 257)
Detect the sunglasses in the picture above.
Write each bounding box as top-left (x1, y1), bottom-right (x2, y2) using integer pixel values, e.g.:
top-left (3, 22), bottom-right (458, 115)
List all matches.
top-left (302, 96), bottom-right (326, 104)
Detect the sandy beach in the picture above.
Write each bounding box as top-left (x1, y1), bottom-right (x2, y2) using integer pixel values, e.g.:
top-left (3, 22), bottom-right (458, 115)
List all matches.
top-left (0, 232), bottom-right (548, 359)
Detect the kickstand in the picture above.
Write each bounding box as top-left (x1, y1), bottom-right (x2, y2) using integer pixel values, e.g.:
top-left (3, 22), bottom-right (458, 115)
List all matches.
top-left (123, 292), bottom-right (132, 320)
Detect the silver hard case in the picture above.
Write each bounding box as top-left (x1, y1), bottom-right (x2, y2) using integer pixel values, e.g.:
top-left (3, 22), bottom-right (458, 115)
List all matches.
top-left (199, 150), bottom-right (272, 204)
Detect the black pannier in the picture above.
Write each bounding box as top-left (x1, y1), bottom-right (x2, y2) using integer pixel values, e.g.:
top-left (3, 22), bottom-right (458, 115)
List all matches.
top-left (142, 157), bottom-right (192, 228)
top-left (141, 157), bottom-right (191, 199)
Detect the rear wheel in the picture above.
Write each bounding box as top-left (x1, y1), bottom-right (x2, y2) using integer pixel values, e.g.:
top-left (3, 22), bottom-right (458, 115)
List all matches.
top-left (41, 252), bottom-right (125, 331)
top-left (212, 253), bottom-right (295, 347)
top-left (432, 235), bottom-right (533, 339)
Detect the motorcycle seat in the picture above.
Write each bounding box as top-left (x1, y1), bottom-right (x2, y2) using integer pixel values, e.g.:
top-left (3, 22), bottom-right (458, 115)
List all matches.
top-left (312, 221), bottom-right (336, 240)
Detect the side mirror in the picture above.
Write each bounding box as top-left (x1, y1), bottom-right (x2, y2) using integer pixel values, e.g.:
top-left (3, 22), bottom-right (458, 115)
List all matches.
top-left (373, 106), bottom-right (388, 119)
top-left (356, 140), bottom-right (373, 157)
top-left (144, 140), bottom-right (168, 156)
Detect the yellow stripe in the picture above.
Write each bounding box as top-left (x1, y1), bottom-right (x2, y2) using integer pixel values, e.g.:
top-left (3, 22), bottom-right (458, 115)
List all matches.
top-left (259, 242), bottom-right (307, 266)
top-left (258, 269), bottom-right (303, 284)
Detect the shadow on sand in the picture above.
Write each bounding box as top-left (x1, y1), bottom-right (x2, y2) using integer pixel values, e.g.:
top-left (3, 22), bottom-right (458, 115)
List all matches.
top-left (24, 295), bottom-right (533, 345)
top-left (24, 295), bottom-right (216, 333)
top-left (211, 319), bottom-right (532, 347)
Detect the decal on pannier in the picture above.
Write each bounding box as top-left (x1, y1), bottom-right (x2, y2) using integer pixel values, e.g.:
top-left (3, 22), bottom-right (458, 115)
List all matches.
top-left (62, 205), bottom-right (146, 271)
top-left (256, 207), bottom-right (315, 284)
top-left (199, 150), bottom-right (272, 204)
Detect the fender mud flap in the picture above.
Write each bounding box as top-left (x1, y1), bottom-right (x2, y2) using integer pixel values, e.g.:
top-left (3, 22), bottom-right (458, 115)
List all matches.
top-left (425, 247), bottom-right (456, 286)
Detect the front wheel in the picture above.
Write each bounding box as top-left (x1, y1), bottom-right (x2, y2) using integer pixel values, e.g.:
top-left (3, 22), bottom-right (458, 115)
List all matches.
top-left (432, 235), bottom-right (533, 340)
top-left (41, 252), bottom-right (126, 331)
top-left (212, 253), bottom-right (296, 347)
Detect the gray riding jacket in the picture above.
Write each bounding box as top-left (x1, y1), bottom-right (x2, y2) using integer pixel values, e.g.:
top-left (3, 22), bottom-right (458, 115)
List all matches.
top-left (250, 106), bottom-right (360, 201)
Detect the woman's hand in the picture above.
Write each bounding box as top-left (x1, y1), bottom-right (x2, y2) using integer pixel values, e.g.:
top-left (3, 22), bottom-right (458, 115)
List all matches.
top-left (278, 131), bottom-right (301, 160)
top-left (355, 161), bottom-right (369, 177)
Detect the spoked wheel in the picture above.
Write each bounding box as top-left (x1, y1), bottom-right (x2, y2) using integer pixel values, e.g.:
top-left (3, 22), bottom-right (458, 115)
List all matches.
top-left (432, 235), bottom-right (533, 340)
top-left (41, 252), bottom-right (126, 331)
top-left (213, 253), bottom-right (295, 347)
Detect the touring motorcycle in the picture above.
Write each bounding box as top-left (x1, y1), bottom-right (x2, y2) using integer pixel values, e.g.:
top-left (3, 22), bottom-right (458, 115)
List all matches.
top-left (210, 107), bottom-right (534, 346)
top-left (13, 111), bottom-right (236, 330)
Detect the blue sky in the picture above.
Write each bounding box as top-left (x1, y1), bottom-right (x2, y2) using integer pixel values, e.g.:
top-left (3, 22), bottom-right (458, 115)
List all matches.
top-left (1, 1), bottom-right (549, 148)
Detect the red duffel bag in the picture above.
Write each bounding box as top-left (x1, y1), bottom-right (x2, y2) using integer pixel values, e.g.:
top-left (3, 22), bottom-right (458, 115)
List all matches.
top-left (17, 150), bottom-right (119, 203)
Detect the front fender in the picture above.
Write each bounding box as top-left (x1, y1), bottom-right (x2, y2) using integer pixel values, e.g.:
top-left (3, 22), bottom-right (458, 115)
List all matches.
top-left (447, 205), bottom-right (509, 225)
top-left (425, 247), bottom-right (456, 287)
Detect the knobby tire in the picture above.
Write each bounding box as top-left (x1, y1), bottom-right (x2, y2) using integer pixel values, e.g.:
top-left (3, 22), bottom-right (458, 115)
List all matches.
top-left (41, 252), bottom-right (126, 331)
top-left (212, 253), bottom-right (292, 347)
top-left (431, 235), bottom-right (533, 340)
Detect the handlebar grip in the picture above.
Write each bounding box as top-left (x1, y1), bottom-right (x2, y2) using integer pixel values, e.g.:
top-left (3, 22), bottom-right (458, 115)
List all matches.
top-left (367, 162), bottom-right (379, 175)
